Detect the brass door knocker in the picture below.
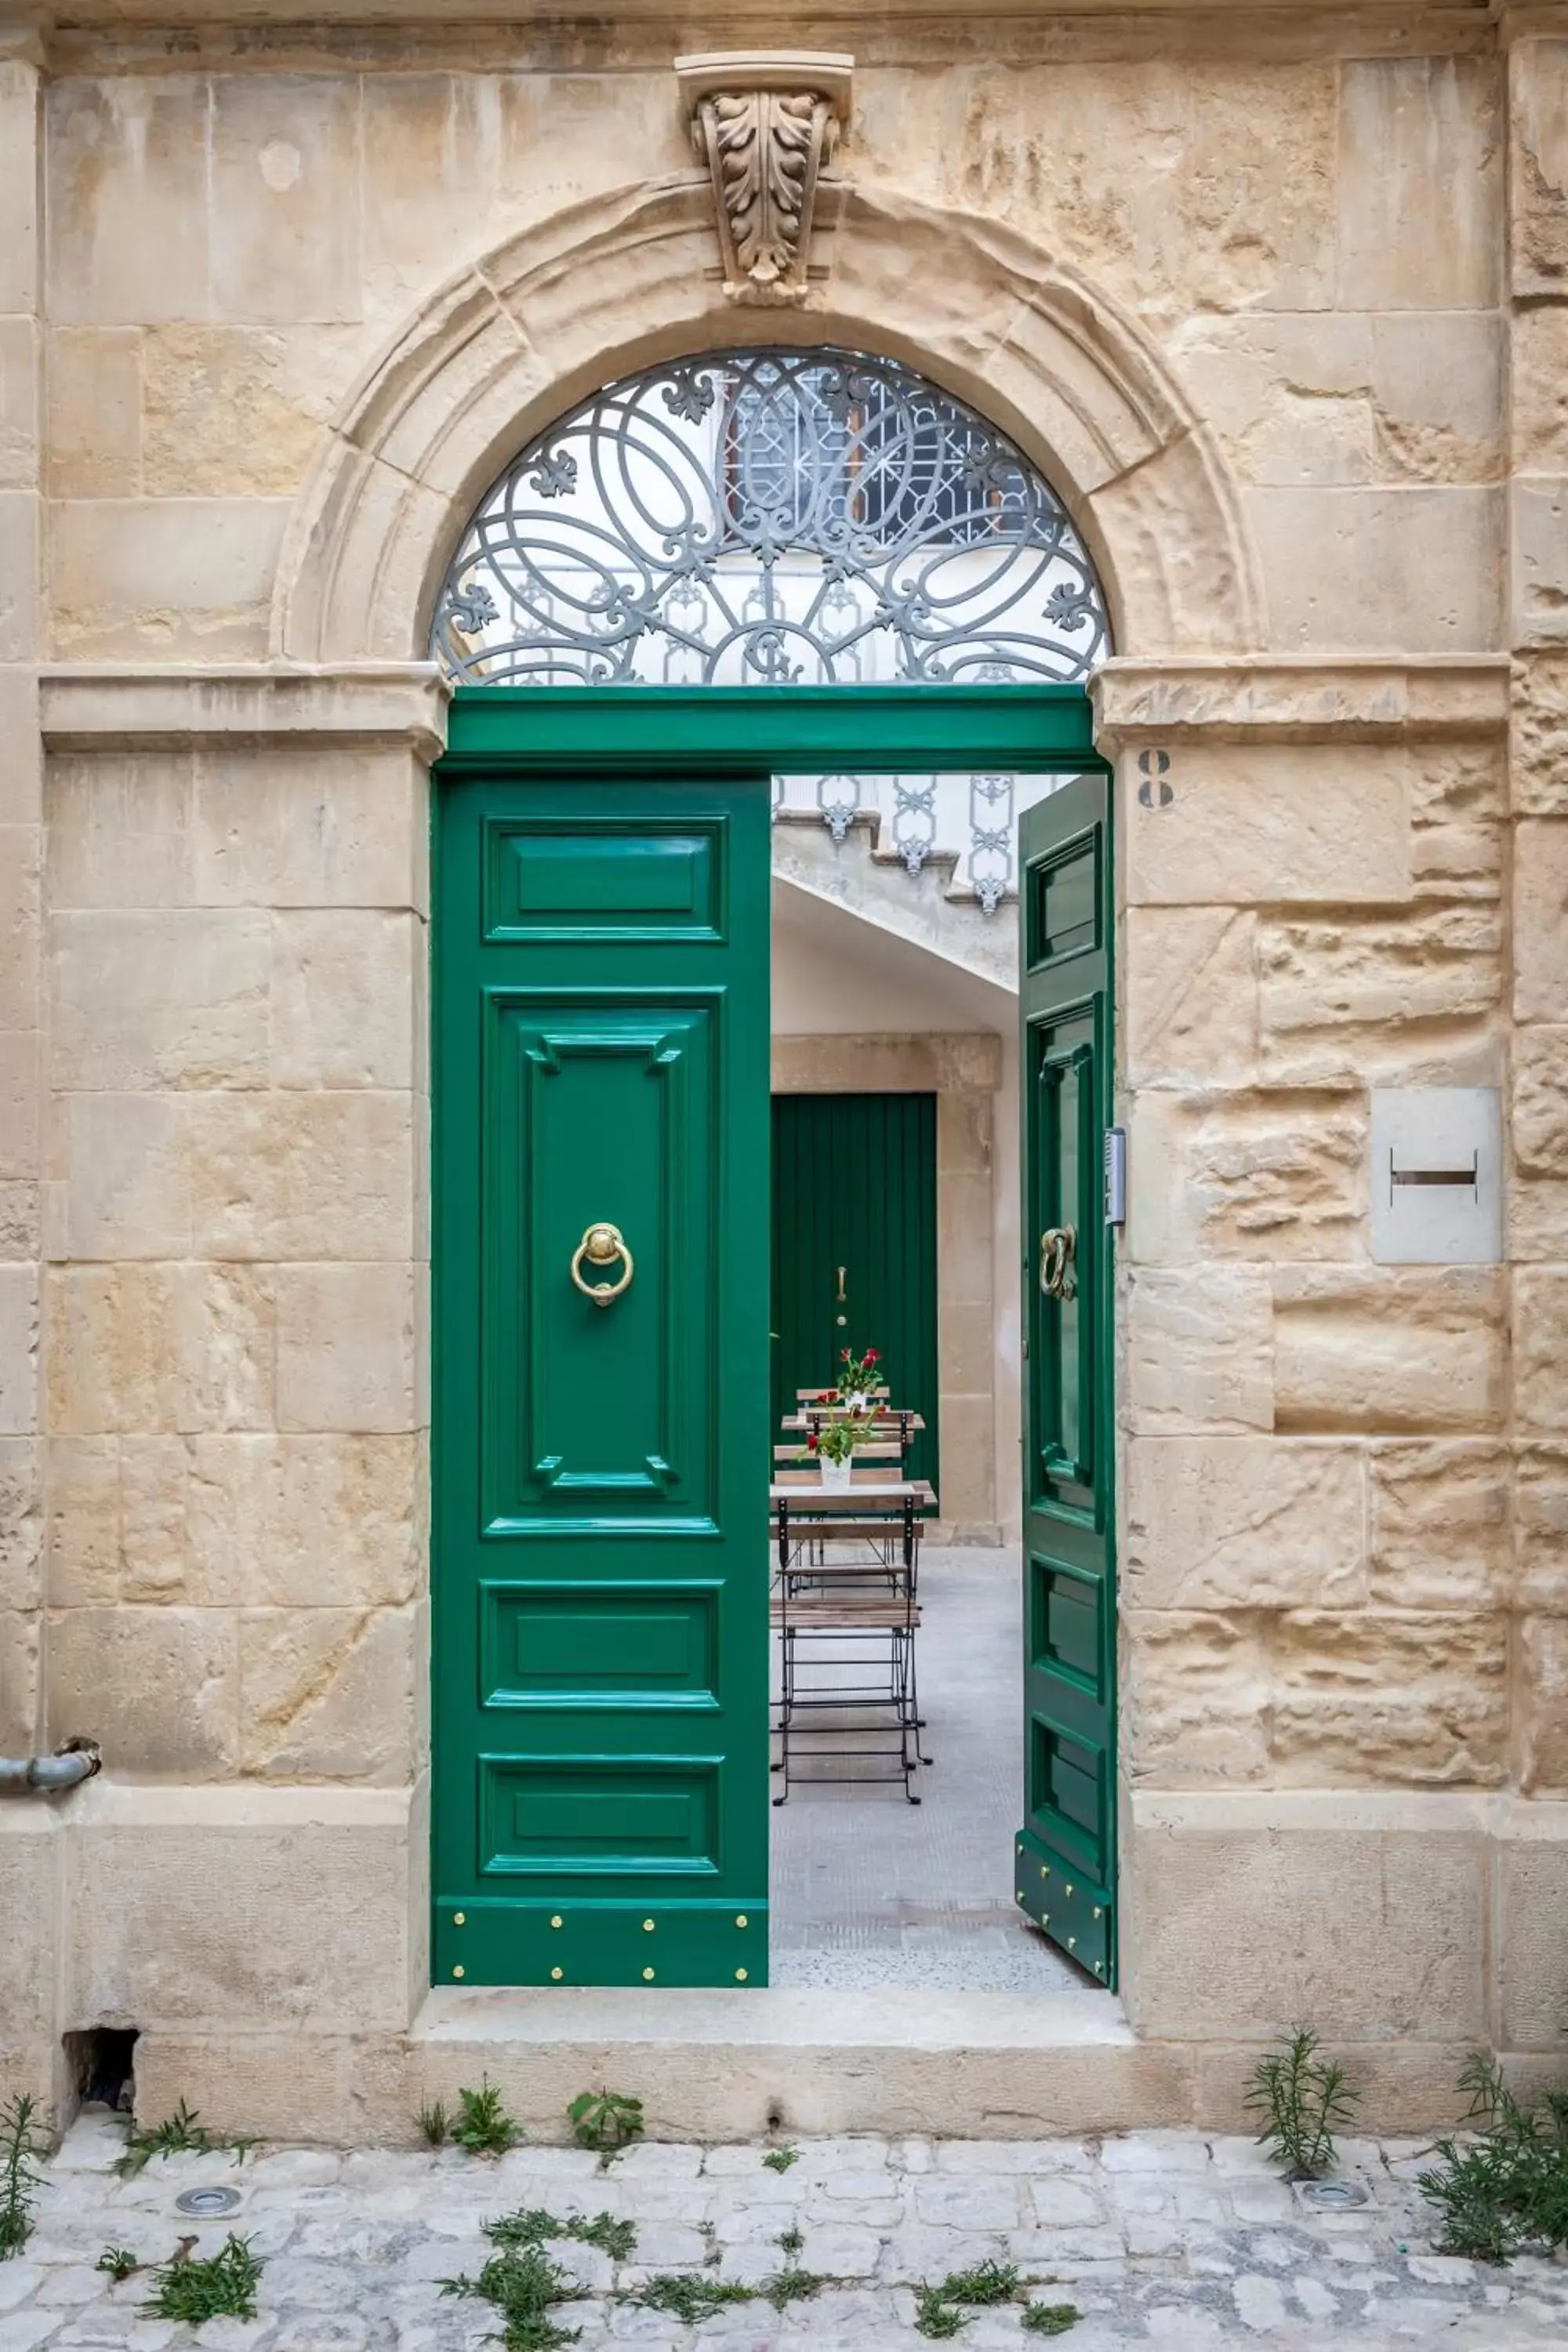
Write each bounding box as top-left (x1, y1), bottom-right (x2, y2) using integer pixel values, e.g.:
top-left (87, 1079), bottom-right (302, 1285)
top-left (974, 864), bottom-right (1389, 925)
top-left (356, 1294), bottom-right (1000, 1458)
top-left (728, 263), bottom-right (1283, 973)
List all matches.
top-left (570, 1221), bottom-right (634, 1308)
top-left (1040, 1225), bottom-right (1077, 1301)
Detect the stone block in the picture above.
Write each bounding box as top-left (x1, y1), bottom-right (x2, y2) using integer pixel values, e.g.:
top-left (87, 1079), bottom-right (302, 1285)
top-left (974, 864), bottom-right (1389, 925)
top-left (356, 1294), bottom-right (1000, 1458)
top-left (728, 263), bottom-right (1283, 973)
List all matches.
top-left (1124, 1267), bottom-right (1273, 1434)
top-left (1122, 745), bottom-right (1409, 909)
top-left (0, 1180), bottom-right (38, 1259)
top-left (1272, 1267), bottom-right (1505, 1434)
top-left (49, 496), bottom-right (286, 659)
top-left (1496, 1809), bottom-right (1568, 2047)
top-left (130, 2029), bottom-right (417, 2145)
top-left (0, 1604), bottom-right (38, 1751)
top-left (1127, 1089), bottom-right (1363, 1263)
top-left (1194, 2040), bottom-right (1481, 2136)
top-left (65, 1786), bottom-right (419, 2034)
top-left (1509, 37), bottom-right (1568, 295)
top-left (1258, 902), bottom-right (1502, 1087)
top-left (0, 492), bottom-right (40, 663)
top-left (1512, 476), bottom-right (1568, 648)
top-left (1270, 1609), bottom-right (1508, 1786)
top-left (46, 1263), bottom-right (275, 1435)
top-left (188, 1432), bottom-right (424, 1609)
top-left (47, 76), bottom-right (209, 322)
top-left (0, 1263), bottom-right (38, 1436)
top-left (45, 1604), bottom-right (239, 1775)
top-left (0, 1810), bottom-right (57, 2045)
top-left (1516, 1267), bottom-right (1568, 1433)
top-left (192, 748), bottom-right (425, 910)
top-left (1124, 1791), bottom-right (1486, 2042)
top-left (45, 327), bottom-right (140, 498)
top-left (270, 913), bottom-right (422, 1091)
top-left (53, 909), bottom-right (270, 1091)
top-left (1512, 305), bottom-right (1568, 474)
top-left (1513, 651), bottom-right (1568, 814)
top-left (0, 823), bottom-right (40, 1033)
top-left (1521, 1621), bottom-right (1568, 1794)
top-left (1515, 1444), bottom-right (1568, 1613)
top-left (45, 750), bottom-right (195, 909)
top-left (0, 670), bottom-right (40, 827)
top-left (239, 1603), bottom-right (421, 1781)
top-left (1511, 1178), bottom-right (1568, 1260)
top-left (0, 57), bottom-right (40, 314)
top-left (55, 1091), bottom-right (191, 1259)
top-left (185, 1091), bottom-right (415, 1261)
top-left (1124, 1436), bottom-right (1365, 1611)
top-left (1, 1031), bottom-right (42, 1182)
top-left (209, 76), bottom-right (364, 325)
top-left (1513, 1028), bottom-right (1568, 1176)
top-left (275, 1263), bottom-right (419, 1433)
top-left (1125, 1610), bottom-right (1270, 1784)
top-left (0, 317), bottom-right (39, 492)
top-left (1123, 908), bottom-right (1258, 1089)
top-left (1368, 1442), bottom-right (1510, 1610)
top-left (142, 324), bottom-right (357, 498)
top-left (1516, 822), bottom-right (1568, 1022)
top-left (1338, 57), bottom-right (1501, 309)
top-left (1247, 485), bottom-right (1502, 655)
top-left (0, 1436), bottom-right (40, 1611)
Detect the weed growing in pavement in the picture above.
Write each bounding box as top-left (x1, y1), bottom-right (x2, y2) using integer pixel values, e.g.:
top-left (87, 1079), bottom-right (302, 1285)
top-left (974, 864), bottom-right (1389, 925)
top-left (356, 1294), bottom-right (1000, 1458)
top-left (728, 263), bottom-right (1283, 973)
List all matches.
top-left (115, 2100), bottom-right (249, 2179)
top-left (1417, 2054), bottom-right (1568, 2263)
top-left (417, 2100), bottom-right (450, 2147)
top-left (567, 2089), bottom-right (644, 2167)
top-left (632, 2274), bottom-right (754, 2322)
top-left (95, 2248), bottom-right (140, 2283)
top-left (143, 2234), bottom-right (263, 2324)
top-left (1023, 2303), bottom-right (1080, 2336)
top-left (1245, 2027), bottom-right (1360, 2180)
top-left (441, 2243), bottom-right (583, 2351)
top-left (484, 2206), bottom-right (637, 2263)
top-left (938, 2258), bottom-right (1020, 2305)
top-left (762, 2144), bottom-right (800, 2172)
top-left (776, 2225), bottom-right (804, 2258)
top-left (913, 2281), bottom-right (967, 2338)
top-left (0, 2096), bottom-right (45, 2259)
top-left (451, 2078), bottom-right (522, 2156)
top-left (760, 2223), bottom-right (821, 2312)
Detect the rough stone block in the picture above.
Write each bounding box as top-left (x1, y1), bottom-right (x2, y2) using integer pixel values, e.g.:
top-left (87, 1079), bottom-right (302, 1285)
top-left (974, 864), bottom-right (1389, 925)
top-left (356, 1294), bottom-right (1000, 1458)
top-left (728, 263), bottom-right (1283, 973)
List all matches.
top-left (65, 1787), bottom-right (419, 2034)
top-left (1515, 820), bottom-right (1568, 1021)
top-left (1513, 651), bottom-right (1568, 813)
top-left (1512, 304), bottom-right (1568, 474)
top-left (1515, 1444), bottom-right (1568, 1613)
top-left (1127, 1089), bottom-right (1363, 1262)
top-left (191, 749), bottom-right (425, 911)
top-left (1125, 1436), bottom-right (1365, 1611)
top-left (46, 1262), bottom-right (275, 1435)
top-left (188, 1432), bottom-right (424, 1609)
top-left (1512, 476), bottom-right (1568, 648)
top-left (1521, 1620), bottom-right (1568, 1794)
top-left (1122, 745), bottom-right (1409, 907)
top-left (1124, 1267), bottom-right (1273, 1434)
top-left (1272, 1269), bottom-right (1505, 1433)
top-left (239, 1602), bottom-right (423, 1782)
top-left (1258, 903), bottom-right (1502, 1087)
top-left (1509, 37), bottom-right (1568, 295)
top-left (1496, 1810), bottom-right (1568, 2047)
top-left (1247, 485), bottom-right (1502, 655)
top-left (45, 1603), bottom-right (239, 1775)
top-left (53, 909), bottom-right (270, 1091)
top-left (1338, 56), bottom-right (1501, 310)
top-left (270, 911), bottom-right (421, 1089)
top-left (1124, 1791), bottom-right (1486, 2041)
top-left (142, 324), bottom-right (357, 498)
top-left (274, 1263), bottom-right (419, 1434)
top-left (1194, 2040), bottom-right (1482, 2136)
top-left (1516, 1267), bottom-right (1568, 1433)
top-left (1270, 1609), bottom-right (1508, 1786)
top-left (1123, 908), bottom-right (1258, 1089)
top-left (45, 327), bottom-right (140, 498)
top-left (0, 1436), bottom-right (40, 1612)
top-left (1125, 1610), bottom-right (1270, 1784)
top-left (0, 1179), bottom-right (38, 1259)
top-left (1512, 1027), bottom-right (1568, 1174)
top-left (0, 491), bottom-right (41, 662)
top-left (0, 1263), bottom-right (38, 1436)
top-left (1368, 1442), bottom-right (1510, 1610)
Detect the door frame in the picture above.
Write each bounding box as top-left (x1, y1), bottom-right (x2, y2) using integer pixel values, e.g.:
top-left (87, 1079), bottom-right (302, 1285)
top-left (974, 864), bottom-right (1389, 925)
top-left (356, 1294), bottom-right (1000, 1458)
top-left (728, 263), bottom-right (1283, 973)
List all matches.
top-left (431, 683), bottom-right (1112, 1985)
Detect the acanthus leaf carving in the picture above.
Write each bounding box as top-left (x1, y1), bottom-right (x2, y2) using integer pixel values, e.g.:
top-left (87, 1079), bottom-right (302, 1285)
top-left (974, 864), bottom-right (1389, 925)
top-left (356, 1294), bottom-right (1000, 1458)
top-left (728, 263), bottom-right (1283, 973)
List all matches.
top-left (676, 51), bottom-right (852, 306)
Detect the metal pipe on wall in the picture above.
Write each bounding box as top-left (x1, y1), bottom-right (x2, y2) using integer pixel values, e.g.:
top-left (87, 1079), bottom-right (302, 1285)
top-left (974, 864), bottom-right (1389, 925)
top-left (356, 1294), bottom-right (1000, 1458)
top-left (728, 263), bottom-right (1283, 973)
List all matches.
top-left (0, 1742), bottom-right (101, 1795)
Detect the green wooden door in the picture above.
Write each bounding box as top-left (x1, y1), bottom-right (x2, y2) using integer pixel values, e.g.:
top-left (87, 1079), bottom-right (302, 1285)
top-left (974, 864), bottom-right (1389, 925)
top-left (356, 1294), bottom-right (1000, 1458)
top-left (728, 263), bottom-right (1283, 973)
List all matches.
top-left (1014, 775), bottom-right (1116, 1988)
top-left (771, 1094), bottom-right (940, 1493)
top-left (432, 772), bottom-right (771, 1988)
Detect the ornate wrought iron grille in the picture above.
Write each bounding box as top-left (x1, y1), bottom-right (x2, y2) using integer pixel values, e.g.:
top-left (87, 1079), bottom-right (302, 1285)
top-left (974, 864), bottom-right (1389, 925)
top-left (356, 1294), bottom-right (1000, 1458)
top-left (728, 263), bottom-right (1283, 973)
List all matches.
top-left (431, 348), bottom-right (1109, 687)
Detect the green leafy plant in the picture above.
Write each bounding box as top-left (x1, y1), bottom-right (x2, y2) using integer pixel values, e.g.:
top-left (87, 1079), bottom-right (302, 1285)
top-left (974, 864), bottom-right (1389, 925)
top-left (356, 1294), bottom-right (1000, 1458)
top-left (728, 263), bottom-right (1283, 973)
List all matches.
top-left (631, 2274), bottom-right (753, 2324)
top-left (776, 2225), bottom-right (804, 2259)
top-left (143, 2234), bottom-right (263, 2324)
top-left (418, 2099), bottom-right (450, 2147)
top-left (485, 2206), bottom-right (637, 2263)
top-left (938, 2259), bottom-right (1019, 2306)
top-left (452, 2078), bottom-right (522, 2156)
top-left (837, 1343), bottom-right (881, 1394)
top-left (763, 2266), bottom-right (822, 2310)
top-left (0, 2095), bottom-right (45, 2260)
top-left (762, 2144), bottom-right (799, 2173)
top-left (1023, 2303), bottom-right (1080, 2337)
top-left (116, 2100), bottom-right (213, 2177)
top-left (914, 2283), bottom-right (967, 2339)
top-left (1245, 2027), bottom-right (1360, 2180)
top-left (567, 2089), bottom-right (644, 2165)
top-left (442, 2243), bottom-right (583, 2352)
top-left (1417, 2054), bottom-right (1568, 2263)
top-left (96, 2247), bottom-right (140, 2283)
top-left (799, 1408), bottom-right (872, 1468)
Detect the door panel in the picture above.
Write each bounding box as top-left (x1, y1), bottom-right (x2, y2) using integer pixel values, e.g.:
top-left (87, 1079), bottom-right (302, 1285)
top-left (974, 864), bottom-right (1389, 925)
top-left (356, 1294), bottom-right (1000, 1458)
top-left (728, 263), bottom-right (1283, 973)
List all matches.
top-left (770, 1093), bottom-right (939, 1494)
top-left (434, 775), bottom-right (770, 1989)
top-left (1015, 776), bottom-right (1116, 1989)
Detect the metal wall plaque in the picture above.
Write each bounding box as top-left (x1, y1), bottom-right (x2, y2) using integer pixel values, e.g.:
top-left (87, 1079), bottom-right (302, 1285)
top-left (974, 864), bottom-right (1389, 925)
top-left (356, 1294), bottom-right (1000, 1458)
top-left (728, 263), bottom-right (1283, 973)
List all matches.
top-left (1370, 1087), bottom-right (1502, 1265)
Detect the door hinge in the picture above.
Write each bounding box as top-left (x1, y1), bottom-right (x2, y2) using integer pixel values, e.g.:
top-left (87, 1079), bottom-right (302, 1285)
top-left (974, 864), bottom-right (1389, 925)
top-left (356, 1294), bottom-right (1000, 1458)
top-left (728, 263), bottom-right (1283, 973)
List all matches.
top-left (1103, 1127), bottom-right (1127, 1227)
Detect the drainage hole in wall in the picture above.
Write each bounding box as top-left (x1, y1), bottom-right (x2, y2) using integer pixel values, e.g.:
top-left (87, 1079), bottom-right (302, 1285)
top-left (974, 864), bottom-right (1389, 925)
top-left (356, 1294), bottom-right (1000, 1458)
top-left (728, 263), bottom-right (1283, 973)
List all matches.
top-left (64, 2027), bottom-right (140, 2114)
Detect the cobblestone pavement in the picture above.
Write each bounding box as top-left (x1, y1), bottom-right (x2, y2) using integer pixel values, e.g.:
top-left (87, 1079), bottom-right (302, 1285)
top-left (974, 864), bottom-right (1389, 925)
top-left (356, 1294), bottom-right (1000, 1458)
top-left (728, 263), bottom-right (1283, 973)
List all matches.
top-left (4, 2109), bottom-right (1567, 2350)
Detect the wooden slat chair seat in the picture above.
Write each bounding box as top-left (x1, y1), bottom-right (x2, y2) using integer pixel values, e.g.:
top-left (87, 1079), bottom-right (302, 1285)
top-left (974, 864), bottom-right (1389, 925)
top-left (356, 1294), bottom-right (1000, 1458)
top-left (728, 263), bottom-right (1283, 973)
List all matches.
top-left (770, 1597), bottom-right (922, 1629)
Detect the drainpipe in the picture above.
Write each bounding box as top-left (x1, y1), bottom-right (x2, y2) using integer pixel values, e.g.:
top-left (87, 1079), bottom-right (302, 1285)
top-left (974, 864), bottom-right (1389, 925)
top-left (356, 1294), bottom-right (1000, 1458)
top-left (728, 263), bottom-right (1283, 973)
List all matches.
top-left (0, 1740), bottom-right (101, 1795)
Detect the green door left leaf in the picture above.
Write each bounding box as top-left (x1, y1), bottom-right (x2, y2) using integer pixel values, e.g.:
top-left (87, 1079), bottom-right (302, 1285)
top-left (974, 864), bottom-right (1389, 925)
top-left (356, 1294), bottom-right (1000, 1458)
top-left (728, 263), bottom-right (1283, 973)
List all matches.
top-left (433, 778), bottom-right (771, 1987)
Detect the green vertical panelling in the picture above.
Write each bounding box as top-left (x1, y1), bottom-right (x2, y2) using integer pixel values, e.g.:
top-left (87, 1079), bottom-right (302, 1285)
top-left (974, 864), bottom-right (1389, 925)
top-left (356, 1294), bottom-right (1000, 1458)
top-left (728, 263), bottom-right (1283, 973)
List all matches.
top-left (433, 774), bottom-right (771, 1990)
top-left (770, 1094), bottom-right (940, 1496)
top-left (1014, 775), bottom-right (1117, 1991)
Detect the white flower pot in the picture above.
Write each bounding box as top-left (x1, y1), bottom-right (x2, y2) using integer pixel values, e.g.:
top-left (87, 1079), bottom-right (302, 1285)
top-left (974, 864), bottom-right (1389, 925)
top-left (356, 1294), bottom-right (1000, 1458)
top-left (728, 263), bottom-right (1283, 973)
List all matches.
top-left (818, 1457), bottom-right (853, 1492)
top-left (843, 1391), bottom-right (868, 1413)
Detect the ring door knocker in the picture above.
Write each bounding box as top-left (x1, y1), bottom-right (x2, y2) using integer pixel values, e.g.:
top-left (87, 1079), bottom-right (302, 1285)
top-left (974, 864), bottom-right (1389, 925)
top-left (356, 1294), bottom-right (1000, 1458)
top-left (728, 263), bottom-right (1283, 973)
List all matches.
top-left (1040, 1225), bottom-right (1077, 1302)
top-left (571, 1221), bottom-right (634, 1308)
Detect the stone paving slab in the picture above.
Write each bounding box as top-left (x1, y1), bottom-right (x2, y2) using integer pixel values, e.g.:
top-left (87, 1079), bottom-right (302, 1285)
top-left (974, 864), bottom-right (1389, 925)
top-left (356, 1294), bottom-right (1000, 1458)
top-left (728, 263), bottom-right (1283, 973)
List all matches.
top-left (2, 2111), bottom-right (1566, 2350)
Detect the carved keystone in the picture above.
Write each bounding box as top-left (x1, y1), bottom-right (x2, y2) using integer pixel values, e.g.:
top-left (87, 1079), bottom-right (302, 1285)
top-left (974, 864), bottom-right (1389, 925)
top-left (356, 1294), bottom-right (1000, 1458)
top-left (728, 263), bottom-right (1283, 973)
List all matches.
top-left (676, 50), bottom-right (853, 305)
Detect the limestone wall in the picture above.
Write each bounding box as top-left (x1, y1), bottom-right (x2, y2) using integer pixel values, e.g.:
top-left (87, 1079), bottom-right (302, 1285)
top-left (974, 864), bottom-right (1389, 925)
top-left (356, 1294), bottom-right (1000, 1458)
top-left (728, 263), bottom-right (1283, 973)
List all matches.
top-left (1, 1), bottom-right (1566, 2136)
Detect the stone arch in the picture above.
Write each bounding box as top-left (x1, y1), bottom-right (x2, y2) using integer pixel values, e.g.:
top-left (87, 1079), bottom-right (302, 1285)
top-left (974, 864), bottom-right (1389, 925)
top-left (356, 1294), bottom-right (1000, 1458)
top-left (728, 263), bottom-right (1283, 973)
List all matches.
top-left (271, 175), bottom-right (1265, 665)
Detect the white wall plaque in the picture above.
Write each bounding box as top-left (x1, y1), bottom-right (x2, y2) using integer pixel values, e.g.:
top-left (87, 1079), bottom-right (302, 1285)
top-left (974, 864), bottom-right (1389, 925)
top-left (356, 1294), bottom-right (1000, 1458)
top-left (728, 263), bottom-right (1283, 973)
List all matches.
top-left (1369, 1087), bottom-right (1502, 1265)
